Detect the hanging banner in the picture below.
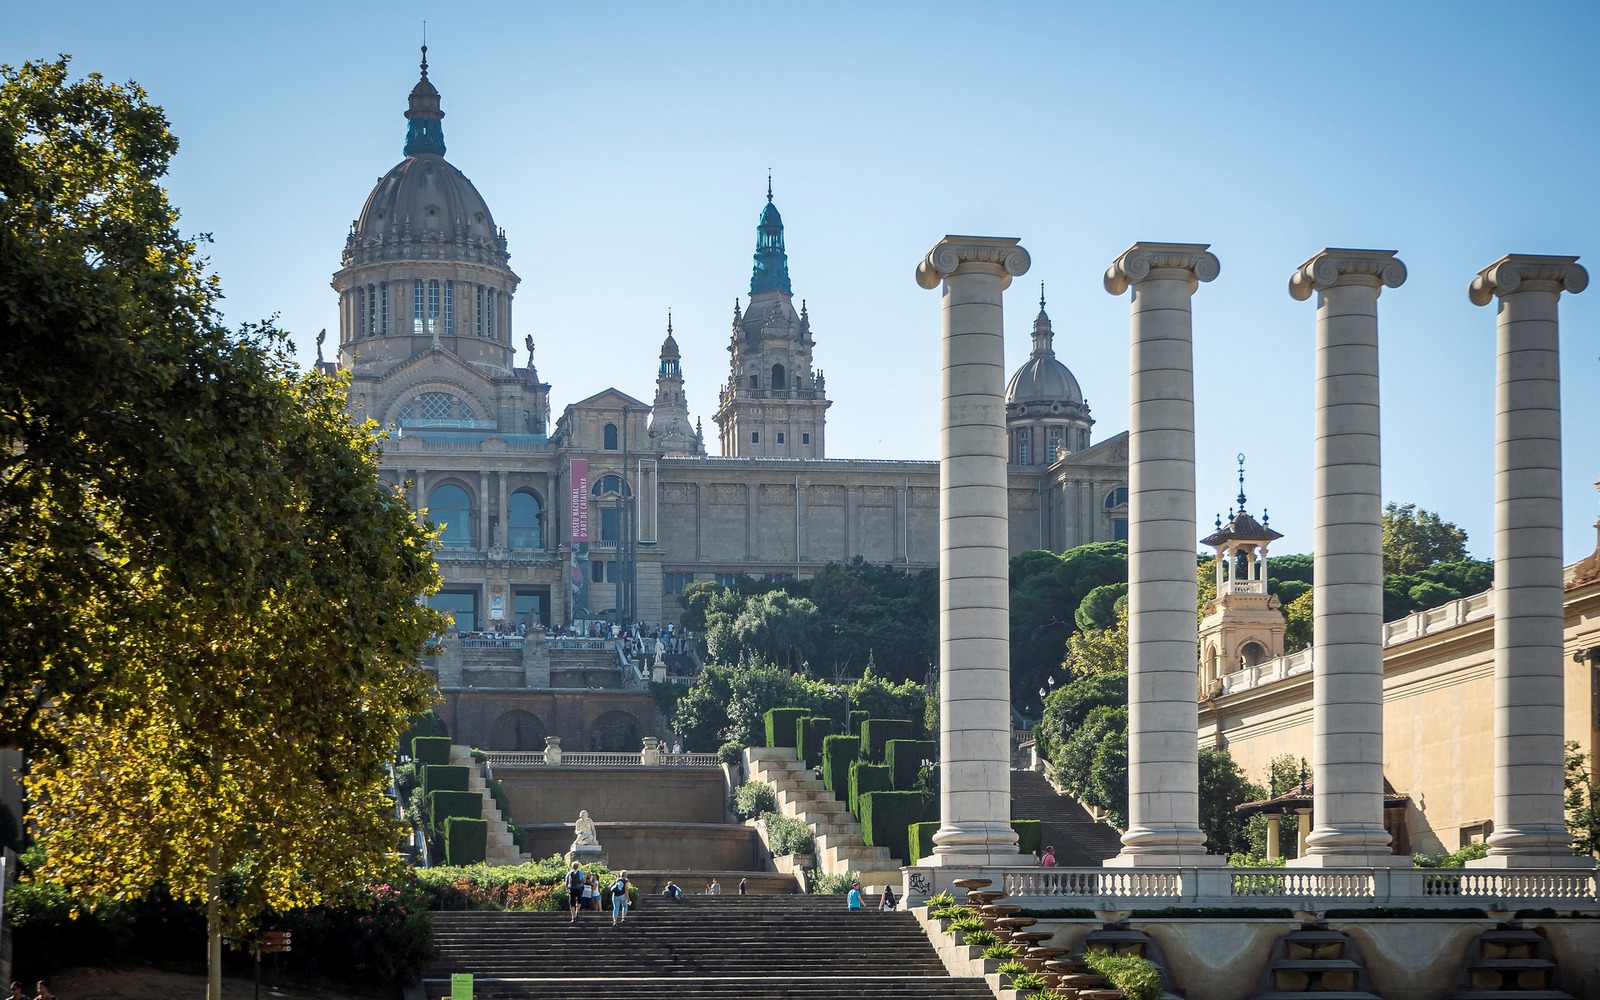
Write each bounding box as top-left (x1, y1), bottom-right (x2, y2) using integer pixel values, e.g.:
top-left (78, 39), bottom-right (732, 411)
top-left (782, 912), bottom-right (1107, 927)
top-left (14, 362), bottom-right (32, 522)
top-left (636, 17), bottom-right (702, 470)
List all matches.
top-left (569, 459), bottom-right (592, 619)
top-left (569, 459), bottom-right (590, 542)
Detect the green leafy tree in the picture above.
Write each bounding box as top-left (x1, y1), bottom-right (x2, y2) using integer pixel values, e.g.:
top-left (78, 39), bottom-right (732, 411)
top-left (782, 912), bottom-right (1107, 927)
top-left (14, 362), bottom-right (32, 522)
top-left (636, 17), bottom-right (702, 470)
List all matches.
top-left (1282, 590), bottom-right (1315, 655)
top-left (1382, 502), bottom-right (1470, 576)
top-left (731, 591), bottom-right (822, 670)
top-left (1565, 741), bottom-right (1600, 857)
top-left (1198, 747), bottom-right (1266, 856)
top-left (4, 58), bottom-right (445, 998)
top-left (1035, 672), bottom-right (1126, 759)
top-left (1075, 582), bottom-right (1128, 632)
top-left (1010, 542), bottom-right (1128, 705)
top-left (1051, 704), bottom-right (1129, 829)
top-left (1062, 598), bottom-right (1129, 678)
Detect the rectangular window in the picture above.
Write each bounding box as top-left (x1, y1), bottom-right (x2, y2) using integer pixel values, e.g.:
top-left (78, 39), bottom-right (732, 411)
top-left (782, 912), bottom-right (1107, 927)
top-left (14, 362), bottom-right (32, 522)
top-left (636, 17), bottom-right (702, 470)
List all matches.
top-left (1113, 517), bottom-right (1129, 541)
top-left (443, 280), bottom-right (454, 333)
top-left (413, 279), bottom-right (424, 333)
top-left (592, 559), bottom-right (605, 583)
top-left (486, 290), bottom-right (495, 340)
top-left (600, 507), bottom-right (620, 542)
top-left (427, 280), bottom-right (440, 338)
top-left (380, 282), bottom-right (388, 335)
top-left (802, 433), bottom-right (810, 445)
top-left (368, 285), bottom-right (377, 336)
top-left (356, 286), bottom-right (366, 337)
top-left (664, 572), bottom-right (695, 595)
top-left (751, 432), bottom-right (760, 444)
top-left (428, 590), bottom-right (477, 634)
top-left (514, 589), bottom-right (548, 628)
top-left (476, 285), bottom-right (484, 336)
top-left (714, 573), bottom-right (738, 588)
top-left (776, 432), bottom-right (785, 444)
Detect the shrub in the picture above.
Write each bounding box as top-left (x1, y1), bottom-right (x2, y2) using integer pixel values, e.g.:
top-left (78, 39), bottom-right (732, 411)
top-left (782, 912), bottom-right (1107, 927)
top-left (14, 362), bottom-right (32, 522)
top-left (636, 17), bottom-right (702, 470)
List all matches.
top-left (1083, 950), bottom-right (1163, 1000)
top-left (428, 790), bottom-right (484, 836)
top-left (849, 709), bottom-right (869, 735)
top-left (764, 707), bottom-right (809, 750)
top-left (909, 820), bottom-right (938, 864)
top-left (718, 740), bottom-right (746, 766)
top-left (996, 960), bottom-right (1031, 978)
top-left (797, 715), bottom-right (833, 769)
top-left (1011, 819), bottom-right (1042, 858)
top-left (982, 943), bottom-right (1019, 960)
top-left (412, 736), bottom-right (452, 765)
top-left (1008, 972), bottom-right (1047, 991)
top-left (731, 780), bottom-right (777, 820)
top-left (929, 905), bottom-right (966, 921)
top-left (761, 811), bottom-right (815, 856)
top-left (858, 790), bottom-right (923, 863)
top-left (849, 762), bottom-right (893, 816)
top-left (807, 869), bottom-right (856, 895)
top-left (962, 929), bottom-right (998, 948)
top-left (421, 763), bottom-right (470, 796)
top-left (860, 719), bottom-right (915, 763)
top-left (822, 735), bottom-right (861, 799)
top-left (949, 913), bottom-right (986, 933)
top-left (444, 817), bottom-right (488, 866)
top-left (926, 890), bottom-right (955, 908)
top-left (886, 738), bottom-right (936, 790)
top-left (1413, 841), bottom-right (1490, 868)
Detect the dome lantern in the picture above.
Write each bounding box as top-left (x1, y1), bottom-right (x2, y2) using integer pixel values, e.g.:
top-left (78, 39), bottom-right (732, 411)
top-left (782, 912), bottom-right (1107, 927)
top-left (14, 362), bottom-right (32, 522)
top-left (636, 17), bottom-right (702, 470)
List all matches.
top-left (403, 45), bottom-right (446, 158)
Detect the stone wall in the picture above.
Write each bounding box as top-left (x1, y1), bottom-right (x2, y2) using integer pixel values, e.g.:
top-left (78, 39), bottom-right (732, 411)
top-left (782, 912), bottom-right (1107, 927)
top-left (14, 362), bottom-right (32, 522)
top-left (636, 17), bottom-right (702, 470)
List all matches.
top-left (497, 765), bottom-right (728, 825)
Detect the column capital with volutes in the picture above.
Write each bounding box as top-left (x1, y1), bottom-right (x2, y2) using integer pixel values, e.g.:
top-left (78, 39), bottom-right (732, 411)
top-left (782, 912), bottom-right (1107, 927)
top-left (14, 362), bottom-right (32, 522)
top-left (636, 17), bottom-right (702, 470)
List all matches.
top-left (1103, 242), bottom-right (1219, 296)
top-left (1288, 248), bottom-right (1407, 301)
top-left (1468, 254), bottom-right (1588, 307)
top-left (916, 236), bottom-right (1031, 290)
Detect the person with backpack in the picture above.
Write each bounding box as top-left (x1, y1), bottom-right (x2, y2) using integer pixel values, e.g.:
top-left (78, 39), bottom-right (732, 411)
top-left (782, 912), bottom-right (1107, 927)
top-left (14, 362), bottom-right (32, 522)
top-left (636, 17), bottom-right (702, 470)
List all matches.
top-left (609, 871), bottom-right (631, 926)
top-left (879, 885), bottom-right (897, 911)
top-left (566, 861), bottom-right (586, 923)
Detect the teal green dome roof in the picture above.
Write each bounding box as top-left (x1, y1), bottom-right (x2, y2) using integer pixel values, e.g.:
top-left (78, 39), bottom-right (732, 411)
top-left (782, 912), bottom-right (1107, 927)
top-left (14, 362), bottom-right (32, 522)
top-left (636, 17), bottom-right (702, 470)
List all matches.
top-left (749, 183), bottom-right (792, 295)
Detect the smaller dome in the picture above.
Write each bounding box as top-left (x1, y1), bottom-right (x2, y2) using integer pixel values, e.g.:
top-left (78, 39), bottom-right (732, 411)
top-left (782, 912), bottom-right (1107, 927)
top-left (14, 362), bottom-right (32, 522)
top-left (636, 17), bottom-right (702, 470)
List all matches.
top-left (661, 312), bottom-right (680, 359)
top-left (1006, 355), bottom-right (1084, 406)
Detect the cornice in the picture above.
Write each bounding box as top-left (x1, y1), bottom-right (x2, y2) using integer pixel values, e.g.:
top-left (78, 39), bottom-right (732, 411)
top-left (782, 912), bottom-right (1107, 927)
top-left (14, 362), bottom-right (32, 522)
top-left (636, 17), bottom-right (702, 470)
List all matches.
top-left (1468, 253), bottom-right (1588, 306)
top-left (1103, 242), bottom-right (1219, 295)
top-left (1288, 248), bottom-right (1407, 301)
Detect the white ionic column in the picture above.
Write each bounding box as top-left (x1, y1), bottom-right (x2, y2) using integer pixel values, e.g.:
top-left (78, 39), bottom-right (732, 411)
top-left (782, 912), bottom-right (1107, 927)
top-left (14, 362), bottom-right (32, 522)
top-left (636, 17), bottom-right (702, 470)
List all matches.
top-left (916, 235), bottom-right (1031, 865)
top-left (1466, 254), bottom-right (1589, 868)
top-left (1103, 243), bottom-right (1221, 867)
top-left (1287, 249), bottom-right (1407, 867)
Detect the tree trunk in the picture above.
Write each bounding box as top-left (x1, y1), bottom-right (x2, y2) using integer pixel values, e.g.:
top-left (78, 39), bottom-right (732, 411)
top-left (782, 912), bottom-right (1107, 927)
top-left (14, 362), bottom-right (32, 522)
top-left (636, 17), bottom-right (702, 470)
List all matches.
top-left (207, 845), bottom-right (223, 1000)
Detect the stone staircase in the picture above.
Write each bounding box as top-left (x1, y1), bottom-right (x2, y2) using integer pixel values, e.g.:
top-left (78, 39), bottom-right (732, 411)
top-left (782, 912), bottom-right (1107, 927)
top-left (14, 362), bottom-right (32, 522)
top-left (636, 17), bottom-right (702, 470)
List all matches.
top-left (420, 895), bottom-right (993, 1000)
top-left (448, 745), bottom-right (529, 865)
top-left (749, 748), bottom-right (904, 889)
top-left (1009, 769), bottom-right (1123, 865)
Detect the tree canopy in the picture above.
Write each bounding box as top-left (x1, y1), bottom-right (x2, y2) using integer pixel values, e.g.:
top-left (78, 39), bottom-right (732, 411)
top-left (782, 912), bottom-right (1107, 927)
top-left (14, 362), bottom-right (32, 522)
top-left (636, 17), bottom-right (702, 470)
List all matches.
top-left (3, 57), bottom-right (446, 993)
top-left (1382, 502), bottom-right (1470, 576)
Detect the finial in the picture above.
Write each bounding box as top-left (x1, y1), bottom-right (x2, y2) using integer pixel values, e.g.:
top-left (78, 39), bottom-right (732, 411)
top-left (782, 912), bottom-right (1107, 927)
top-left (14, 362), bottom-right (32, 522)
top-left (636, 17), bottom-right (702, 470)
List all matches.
top-left (767, 169), bottom-right (773, 203)
top-left (801, 298), bottom-right (808, 318)
top-left (1236, 452), bottom-right (1247, 510)
top-left (1215, 513), bottom-right (1222, 530)
top-left (420, 21), bottom-right (428, 77)
top-left (1262, 508), bottom-right (1270, 525)
top-left (667, 308), bottom-right (673, 335)
top-left (1040, 281), bottom-right (1046, 311)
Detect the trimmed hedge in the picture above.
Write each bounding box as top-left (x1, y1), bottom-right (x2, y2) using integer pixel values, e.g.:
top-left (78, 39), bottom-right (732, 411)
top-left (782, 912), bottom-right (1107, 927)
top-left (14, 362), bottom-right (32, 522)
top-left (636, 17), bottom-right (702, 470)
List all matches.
top-left (797, 715), bottom-right (833, 769)
top-left (885, 739), bottom-right (936, 790)
top-left (858, 790), bottom-right (923, 864)
top-left (849, 762), bottom-right (892, 816)
top-left (412, 736), bottom-right (453, 765)
top-left (429, 790), bottom-right (484, 836)
top-left (822, 735), bottom-right (860, 799)
top-left (444, 817), bottom-right (488, 866)
top-left (849, 710), bottom-right (869, 735)
top-left (908, 819), bottom-right (1041, 864)
top-left (859, 719), bottom-right (915, 763)
top-left (422, 764), bottom-right (470, 797)
top-left (764, 707), bottom-right (808, 750)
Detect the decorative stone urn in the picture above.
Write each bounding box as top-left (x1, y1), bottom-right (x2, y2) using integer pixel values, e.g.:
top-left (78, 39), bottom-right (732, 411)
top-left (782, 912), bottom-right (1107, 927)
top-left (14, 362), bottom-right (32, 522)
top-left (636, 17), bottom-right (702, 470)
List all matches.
top-left (642, 737), bottom-right (661, 766)
top-left (543, 735), bottom-right (563, 765)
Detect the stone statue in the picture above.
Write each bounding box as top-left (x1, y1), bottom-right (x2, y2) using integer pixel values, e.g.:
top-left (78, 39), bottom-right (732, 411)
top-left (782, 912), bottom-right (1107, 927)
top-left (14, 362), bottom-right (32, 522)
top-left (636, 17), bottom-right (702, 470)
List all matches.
top-left (315, 328), bottom-right (326, 365)
top-left (572, 809), bottom-right (599, 848)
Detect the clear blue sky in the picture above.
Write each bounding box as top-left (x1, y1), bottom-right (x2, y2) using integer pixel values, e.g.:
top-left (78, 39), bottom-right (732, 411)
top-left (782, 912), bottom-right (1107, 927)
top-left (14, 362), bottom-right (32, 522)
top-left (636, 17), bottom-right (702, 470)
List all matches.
top-left (12, 2), bottom-right (1600, 562)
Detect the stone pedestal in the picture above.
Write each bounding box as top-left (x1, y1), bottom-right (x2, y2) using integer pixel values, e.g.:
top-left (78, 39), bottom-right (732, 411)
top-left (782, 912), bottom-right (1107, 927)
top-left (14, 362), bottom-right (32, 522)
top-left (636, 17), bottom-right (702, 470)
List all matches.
top-left (543, 736), bottom-right (563, 766)
top-left (641, 737), bottom-right (661, 766)
top-left (1266, 814), bottom-right (1281, 861)
top-left (1287, 249), bottom-right (1407, 867)
top-left (1466, 254), bottom-right (1590, 869)
top-left (916, 235), bottom-right (1031, 865)
top-left (1102, 243), bottom-right (1221, 867)
top-left (566, 843), bottom-right (606, 867)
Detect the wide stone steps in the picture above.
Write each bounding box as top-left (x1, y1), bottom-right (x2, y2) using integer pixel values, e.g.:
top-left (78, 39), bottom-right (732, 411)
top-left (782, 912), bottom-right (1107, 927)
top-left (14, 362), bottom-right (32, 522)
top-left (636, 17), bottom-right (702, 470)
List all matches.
top-left (749, 750), bottom-right (907, 882)
top-left (1010, 769), bottom-right (1123, 865)
top-left (423, 898), bottom-right (990, 1000)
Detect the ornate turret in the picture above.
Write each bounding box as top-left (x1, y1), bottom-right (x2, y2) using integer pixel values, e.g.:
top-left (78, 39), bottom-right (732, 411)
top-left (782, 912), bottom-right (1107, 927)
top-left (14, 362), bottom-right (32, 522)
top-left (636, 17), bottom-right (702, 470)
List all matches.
top-left (713, 181), bottom-right (830, 457)
top-left (403, 46), bottom-right (446, 157)
top-left (650, 312), bottom-right (701, 455)
top-left (1198, 454), bottom-right (1287, 696)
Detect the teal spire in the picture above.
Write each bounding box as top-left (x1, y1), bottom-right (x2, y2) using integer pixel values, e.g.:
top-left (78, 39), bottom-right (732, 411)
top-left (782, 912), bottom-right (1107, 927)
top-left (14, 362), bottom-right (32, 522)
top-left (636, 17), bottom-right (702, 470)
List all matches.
top-left (403, 45), bottom-right (447, 157)
top-left (749, 178), bottom-right (792, 295)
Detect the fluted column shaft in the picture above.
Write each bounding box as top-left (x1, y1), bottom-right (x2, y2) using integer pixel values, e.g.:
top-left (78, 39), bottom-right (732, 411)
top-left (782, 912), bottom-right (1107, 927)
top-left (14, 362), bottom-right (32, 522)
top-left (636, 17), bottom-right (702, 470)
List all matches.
top-left (1467, 254), bottom-right (1589, 868)
top-left (1103, 243), bottom-right (1220, 867)
top-left (916, 236), bottom-right (1031, 865)
top-left (1288, 249), bottom-right (1406, 866)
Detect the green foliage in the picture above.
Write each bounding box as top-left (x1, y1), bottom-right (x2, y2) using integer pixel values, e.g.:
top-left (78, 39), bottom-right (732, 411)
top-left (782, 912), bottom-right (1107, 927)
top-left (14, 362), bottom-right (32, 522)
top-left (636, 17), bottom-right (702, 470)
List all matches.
top-left (678, 580), bottom-right (723, 632)
top-left (411, 736), bottom-right (453, 765)
top-left (846, 672), bottom-right (928, 731)
top-left (982, 942), bottom-right (1019, 960)
top-left (709, 590), bottom-right (823, 669)
top-left (925, 890), bottom-right (955, 908)
top-left (1565, 740), bottom-right (1600, 856)
top-left (1062, 598), bottom-right (1129, 678)
top-left (1199, 746), bottom-right (1265, 857)
top-left (1007, 971), bottom-right (1047, 990)
top-left (718, 740), bottom-right (746, 766)
top-left (649, 679), bottom-right (688, 724)
top-left (996, 960), bottom-right (1032, 978)
top-left (673, 664), bottom-right (824, 750)
top-left (822, 735), bottom-right (861, 797)
top-left (1049, 703), bottom-right (1129, 829)
top-left (730, 780), bottom-right (777, 821)
top-left (1011, 819), bottom-right (1042, 858)
top-left (1036, 672), bottom-right (1126, 759)
top-left (1228, 852), bottom-right (1286, 868)
top-left (860, 718), bottom-right (916, 762)
top-left (961, 929), bottom-right (998, 948)
top-left (858, 790), bottom-right (924, 863)
top-left (929, 905), bottom-right (965, 922)
top-left (444, 818), bottom-right (488, 866)
top-left (1075, 582), bottom-right (1128, 632)
top-left (806, 557), bottom-right (938, 681)
top-left (761, 811), bottom-right (815, 856)
top-left (1083, 950), bottom-right (1164, 1000)
top-left (1382, 502), bottom-right (1470, 576)
top-left (765, 707), bottom-right (810, 751)
top-left (948, 912), bottom-right (987, 933)
top-left (849, 710), bottom-right (869, 734)
top-left (1382, 558), bottom-right (1495, 622)
top-left (849, 762), bottom-right (893, 816)
top-left (1009, 542), bottom-right (1129, 705)
top-left (806, 869), bottom-right (856, 895)
top-left (428, 791), bottom-right (484, 839)
top-left (797, 715), bottom-right (833, 769)
top-left (886, 739), bottom-right (936, 790)
top-left (1282, 589), bottom-right (1315, 655)
top-left (421, 764), bottom-right (470, 796)
top-left (1413, 841), bottom-right (1490, 868)
top-left (909, 821), bottom-right (938, 865)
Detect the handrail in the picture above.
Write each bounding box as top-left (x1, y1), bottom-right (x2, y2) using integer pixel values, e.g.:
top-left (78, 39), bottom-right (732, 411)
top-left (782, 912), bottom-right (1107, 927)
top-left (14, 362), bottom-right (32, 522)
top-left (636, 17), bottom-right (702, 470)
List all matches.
top-left (483, 751), bottom-right (722, 768)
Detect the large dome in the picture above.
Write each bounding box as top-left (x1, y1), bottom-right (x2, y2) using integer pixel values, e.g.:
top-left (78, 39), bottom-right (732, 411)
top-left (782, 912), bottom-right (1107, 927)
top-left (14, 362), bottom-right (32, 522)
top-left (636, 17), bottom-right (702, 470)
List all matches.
top-left (1006, 353), bottom-right (1084, 406)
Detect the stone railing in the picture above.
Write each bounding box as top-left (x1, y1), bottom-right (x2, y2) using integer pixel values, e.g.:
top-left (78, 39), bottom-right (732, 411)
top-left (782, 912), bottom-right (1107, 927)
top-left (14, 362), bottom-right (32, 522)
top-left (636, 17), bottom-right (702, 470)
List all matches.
top-left (969, 865), bottom-right (1598, 911)
top-left (548, 638), bottom-right (614, 651)
top-left (484, 751), bottom-right (722, 768)
top-left (459, 636), bottom-right (525, 649)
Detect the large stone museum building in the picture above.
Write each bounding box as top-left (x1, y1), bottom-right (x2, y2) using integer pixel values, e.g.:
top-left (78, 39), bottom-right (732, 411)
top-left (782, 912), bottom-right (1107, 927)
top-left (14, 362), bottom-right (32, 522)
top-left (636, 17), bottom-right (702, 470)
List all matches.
top-left (329, 55), bottom-right (1130, 631)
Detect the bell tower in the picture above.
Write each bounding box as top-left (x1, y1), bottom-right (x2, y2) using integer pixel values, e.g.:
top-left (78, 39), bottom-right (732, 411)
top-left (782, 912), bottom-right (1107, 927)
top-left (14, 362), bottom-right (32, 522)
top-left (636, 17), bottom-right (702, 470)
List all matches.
top-left (1199, 455), bottom-right (1286, 696)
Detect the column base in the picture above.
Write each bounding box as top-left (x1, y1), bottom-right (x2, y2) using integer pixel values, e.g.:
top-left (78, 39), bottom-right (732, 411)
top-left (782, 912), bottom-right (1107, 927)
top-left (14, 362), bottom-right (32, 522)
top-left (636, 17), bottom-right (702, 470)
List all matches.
top-left (929, 821), bottom-right (1021, 866)
top-left (1288, 852), bottom-right (1411, 868)
top-left (1104, 849), bottom-right (1224, 868)
top-left (1466, 852), bottom-right (1595, 869)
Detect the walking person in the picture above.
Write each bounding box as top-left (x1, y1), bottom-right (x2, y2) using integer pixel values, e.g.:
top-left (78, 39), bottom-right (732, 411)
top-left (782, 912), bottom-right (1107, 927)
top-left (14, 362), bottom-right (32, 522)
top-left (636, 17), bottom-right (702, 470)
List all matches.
top-left (609, 871), bottom-right (631, 926)
top-left (1040, 845), bottom-right (1058, 868)
top-left (847, 881), bottom-right (863, 911)
top-left (707, 877), bottom-right (722, 895)
top-left (738, 877), bottom-right (748, 896)
top-left (584, 873), bottom-right (602, 911)
top-left (32, 984), bottom-right (53, 1000)
top-left (880, 884), bottom-right (897, 911)
top-left (566, 861), bottom-right (586, 923)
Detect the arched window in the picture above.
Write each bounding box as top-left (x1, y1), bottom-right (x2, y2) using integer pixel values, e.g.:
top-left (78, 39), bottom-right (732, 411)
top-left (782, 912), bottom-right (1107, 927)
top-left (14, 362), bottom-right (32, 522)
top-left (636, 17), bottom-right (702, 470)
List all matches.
top-left (1104, 486), bottom-right (1129, 510)
top-left (1239, 641), bottom-right (1266, 669)
top-left (603, 423), bottom-right (619, 450)
top-left (397, 391), bottom-right (478, 426)
top-left (772, 363), bottom-right (787, 390)
top-left (429, 484), bottom-right (474, 547)
top-left (593, 474), bottom-right (626, 496)
top-left (508, 490), bottom-right (543, 549)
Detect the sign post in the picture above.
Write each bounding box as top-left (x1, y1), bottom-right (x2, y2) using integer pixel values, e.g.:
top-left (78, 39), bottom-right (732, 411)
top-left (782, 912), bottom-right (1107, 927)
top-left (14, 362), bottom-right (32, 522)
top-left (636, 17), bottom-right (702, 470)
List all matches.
top-left (255, 930), bottom-right (291, 1000)
top-left (451, 972), bottom-right (474, 1000)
